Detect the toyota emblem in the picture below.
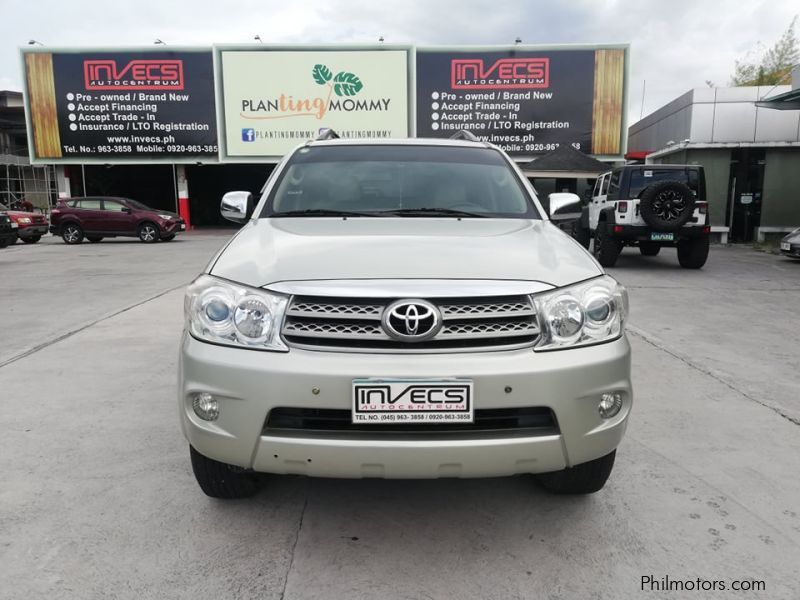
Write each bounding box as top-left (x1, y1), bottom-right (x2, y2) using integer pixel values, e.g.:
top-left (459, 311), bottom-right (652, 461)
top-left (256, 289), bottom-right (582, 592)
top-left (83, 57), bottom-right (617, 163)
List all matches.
top-left (381, 299), bottom-right (442, 341)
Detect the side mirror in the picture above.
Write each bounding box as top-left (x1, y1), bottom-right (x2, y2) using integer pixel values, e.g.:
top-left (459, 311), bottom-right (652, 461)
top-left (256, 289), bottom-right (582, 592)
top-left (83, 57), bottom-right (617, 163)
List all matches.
top-left (548, 193), bottom-right (582, 219)
top-left (221, 191), bottom-right (254, 224)
top-left (121, 206), bottom-right (132, 214)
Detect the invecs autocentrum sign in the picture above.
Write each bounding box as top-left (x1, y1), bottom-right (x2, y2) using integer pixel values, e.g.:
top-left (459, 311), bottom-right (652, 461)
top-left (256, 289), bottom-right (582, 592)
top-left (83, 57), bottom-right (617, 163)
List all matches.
top-left (450, 58), bottom-right (549, 89)
top-left (83, 59), bottom-right (185, 90)
top-left (220, 49), bottom-right (409, 157)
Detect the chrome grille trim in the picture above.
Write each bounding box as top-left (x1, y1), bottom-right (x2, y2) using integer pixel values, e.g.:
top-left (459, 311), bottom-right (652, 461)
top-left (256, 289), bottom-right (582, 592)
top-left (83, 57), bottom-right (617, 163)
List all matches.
top-left (282, 294), bottom-right (540, 352)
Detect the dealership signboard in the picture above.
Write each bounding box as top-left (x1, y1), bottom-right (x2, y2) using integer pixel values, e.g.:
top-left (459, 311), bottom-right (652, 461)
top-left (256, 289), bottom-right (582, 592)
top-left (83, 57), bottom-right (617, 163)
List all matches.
top-left (416, 46), bottom-right (628, 158)
top-left (21, 44), bottom-right (626, 164)
top-left (217, 47), bottom-right (410, 159)
top-left (22, 48), bottom-right (218, 162)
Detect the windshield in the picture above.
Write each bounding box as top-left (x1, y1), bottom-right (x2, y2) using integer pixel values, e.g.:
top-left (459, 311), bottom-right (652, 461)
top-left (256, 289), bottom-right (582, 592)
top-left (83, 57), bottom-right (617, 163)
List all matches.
top-left (263, 145), bottom-right (538, 219)
top-left (627, 168), bottom-right (702, 199)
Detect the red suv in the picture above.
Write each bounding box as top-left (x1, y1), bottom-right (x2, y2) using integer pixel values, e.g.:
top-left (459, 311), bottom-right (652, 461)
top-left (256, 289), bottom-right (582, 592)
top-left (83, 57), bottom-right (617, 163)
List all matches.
top-left (0, 201), bottom-right (49, 244)
top-left (50, 197), bottom-right (186, 244)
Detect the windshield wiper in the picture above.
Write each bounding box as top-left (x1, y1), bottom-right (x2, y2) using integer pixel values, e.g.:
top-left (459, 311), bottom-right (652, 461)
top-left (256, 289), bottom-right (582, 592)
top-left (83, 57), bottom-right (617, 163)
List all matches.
top-left (273, 209), bottom-right (382, 218)
top-left (379, 208), bottom-right (488, 218)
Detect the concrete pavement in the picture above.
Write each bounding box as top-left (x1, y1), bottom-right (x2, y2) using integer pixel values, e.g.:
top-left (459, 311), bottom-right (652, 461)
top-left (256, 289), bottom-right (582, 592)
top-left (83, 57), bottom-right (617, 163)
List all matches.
top-left (1, 238), bottom-right (798, 599)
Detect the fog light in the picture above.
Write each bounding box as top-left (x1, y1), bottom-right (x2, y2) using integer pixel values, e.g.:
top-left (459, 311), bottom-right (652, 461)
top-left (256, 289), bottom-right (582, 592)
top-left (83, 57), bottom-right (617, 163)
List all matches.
top-left (598, 392), bottom-right (623, 419)
top-left (192, 392), bottom-right (219, 421)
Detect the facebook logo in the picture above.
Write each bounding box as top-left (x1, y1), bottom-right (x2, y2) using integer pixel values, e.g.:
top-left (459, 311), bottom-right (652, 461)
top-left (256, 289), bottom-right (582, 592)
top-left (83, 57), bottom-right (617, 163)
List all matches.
top-left (241, 128), bottom-right (255, 142)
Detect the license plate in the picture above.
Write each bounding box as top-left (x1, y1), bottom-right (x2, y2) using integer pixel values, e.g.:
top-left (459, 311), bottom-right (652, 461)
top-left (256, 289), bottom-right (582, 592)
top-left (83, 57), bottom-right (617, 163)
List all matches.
top-left (781, 242), bottom-right (791, 251)
top-left (650, 232), bottom-right (673, 241)
top-left (352, 378), bottom-right (474, 424)
top-left (10, 222), bottom-right (18, 229)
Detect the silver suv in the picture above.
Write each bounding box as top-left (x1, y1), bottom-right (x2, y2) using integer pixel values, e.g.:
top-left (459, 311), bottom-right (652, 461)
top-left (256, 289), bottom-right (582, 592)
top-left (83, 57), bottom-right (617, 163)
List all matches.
top-left (179, 134), bottom-right (632, 498)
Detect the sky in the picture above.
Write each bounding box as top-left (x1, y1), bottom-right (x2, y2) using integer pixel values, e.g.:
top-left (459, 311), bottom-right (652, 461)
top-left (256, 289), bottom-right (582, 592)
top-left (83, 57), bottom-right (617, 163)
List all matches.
top-left (0, 0), bottom-right (796, 124)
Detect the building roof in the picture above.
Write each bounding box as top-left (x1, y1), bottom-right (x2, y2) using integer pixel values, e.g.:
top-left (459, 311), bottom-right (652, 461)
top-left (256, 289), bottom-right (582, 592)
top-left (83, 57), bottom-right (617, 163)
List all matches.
top-left (755, 87), bottom-right (800, 110)
top-left (521, 144), bottom-right (609, 177)
top-left (0, 90), bottom-right (23, 108)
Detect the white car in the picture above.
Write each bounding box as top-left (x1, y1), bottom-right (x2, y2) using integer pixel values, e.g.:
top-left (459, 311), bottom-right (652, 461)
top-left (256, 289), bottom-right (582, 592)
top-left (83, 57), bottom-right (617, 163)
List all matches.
top-left (179, 133), bottom-right (632, 498)
top-left (576, 165), bottom-right (711, 268)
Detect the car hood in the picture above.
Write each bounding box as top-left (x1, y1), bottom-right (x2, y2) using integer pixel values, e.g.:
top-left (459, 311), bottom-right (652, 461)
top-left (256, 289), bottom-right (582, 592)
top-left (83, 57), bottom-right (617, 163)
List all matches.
top-left (783, 229), bottom-right (800, 243)
top-left (209, 218), bottom-right (602, 290)
top-left (138, 209), bottom-right (179, 218)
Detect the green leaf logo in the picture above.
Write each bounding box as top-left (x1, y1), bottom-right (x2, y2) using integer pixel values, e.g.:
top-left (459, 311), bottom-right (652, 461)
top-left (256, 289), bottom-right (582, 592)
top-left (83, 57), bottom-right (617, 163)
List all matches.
top-left (312, 64), bottom-right (333, 85)
top-left (332, 71), bottom-right (364, 97)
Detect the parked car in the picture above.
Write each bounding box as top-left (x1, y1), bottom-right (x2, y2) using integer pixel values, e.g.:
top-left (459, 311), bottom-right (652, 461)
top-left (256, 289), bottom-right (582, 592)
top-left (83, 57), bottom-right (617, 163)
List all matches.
top-left (0, 212), bottom-right (18, 248)
top-left (0, 202), bottom-right (49, 244)
top-left (780, 227), bottom-right (800, 259)
top-left (575, 165), bottom-right (711, 269)
top-left (49, 197), bottom-right (186, 244)
top-left (179, 132), bottom-right (632, 499)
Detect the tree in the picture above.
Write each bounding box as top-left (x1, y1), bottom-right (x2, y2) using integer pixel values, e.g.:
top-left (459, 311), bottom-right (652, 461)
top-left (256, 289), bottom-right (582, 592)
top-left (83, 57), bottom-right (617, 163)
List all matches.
top-left (730, 16), bottom-right (799, 86)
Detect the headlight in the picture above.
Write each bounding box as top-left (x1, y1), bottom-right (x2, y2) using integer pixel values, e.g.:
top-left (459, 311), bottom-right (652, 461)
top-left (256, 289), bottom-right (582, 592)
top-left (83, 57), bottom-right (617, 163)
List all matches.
top-left (185, 275), bottom-right (289, 351)
top-left (17, 217), bottom-right (31, 224)
top-left (158, 214), bottom-right (174, 220)
top-left (533, 275), bottom-right (628, 351)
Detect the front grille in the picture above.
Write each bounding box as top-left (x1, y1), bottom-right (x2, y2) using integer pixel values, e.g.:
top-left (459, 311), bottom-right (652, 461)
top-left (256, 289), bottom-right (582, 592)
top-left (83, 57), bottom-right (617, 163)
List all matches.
top-left (282, 294), bottom-right (540, 352)
top-left (264, 407), bottom-right (558, 436)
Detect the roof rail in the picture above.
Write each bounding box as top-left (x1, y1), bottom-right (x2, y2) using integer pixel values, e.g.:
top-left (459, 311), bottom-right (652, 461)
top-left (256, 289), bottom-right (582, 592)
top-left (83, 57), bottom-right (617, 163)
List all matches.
top-left (315, 128), bottom-right (340, 141)
top-left (449, 130), bottom-right (479, 142)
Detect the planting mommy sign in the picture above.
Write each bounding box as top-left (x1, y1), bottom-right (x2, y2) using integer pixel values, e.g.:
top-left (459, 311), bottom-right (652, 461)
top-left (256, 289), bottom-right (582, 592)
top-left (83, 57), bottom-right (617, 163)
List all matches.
top-left (220, 49), bottom-right (409, 158)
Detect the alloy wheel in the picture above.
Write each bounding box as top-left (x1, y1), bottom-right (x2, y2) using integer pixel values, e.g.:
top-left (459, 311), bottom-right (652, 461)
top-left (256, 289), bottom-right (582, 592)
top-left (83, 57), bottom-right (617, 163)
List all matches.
top-left (65, 227), bottom-right (80, 243)
top-left (652, 190), bottom-right (687, 222)
top-left (141, 225), bottom-right (157, 242)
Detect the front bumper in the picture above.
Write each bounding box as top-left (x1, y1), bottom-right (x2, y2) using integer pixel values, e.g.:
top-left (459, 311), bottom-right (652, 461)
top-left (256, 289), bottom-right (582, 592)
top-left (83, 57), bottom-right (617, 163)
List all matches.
top-left (18, 224), bottom-right (48, 238)
top-left (780, 241), bottom-right (800, 258)
top-left (179, 333), bottom-right (632, 478)
top-left (162, 219), bottom-right (186, 234)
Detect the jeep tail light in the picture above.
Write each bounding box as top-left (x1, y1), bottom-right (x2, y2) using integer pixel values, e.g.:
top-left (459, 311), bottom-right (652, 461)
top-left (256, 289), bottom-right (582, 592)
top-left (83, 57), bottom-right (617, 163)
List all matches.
top-left (613, 225), bottom-right (623, 233)
top-left (703, 226), bottom-right (710, 234)
top-left (617, 201), bottom-right (628, 213)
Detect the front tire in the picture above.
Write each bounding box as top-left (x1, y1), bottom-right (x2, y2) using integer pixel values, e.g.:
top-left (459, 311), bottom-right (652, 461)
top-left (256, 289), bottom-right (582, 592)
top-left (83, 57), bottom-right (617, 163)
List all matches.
top-left (677, 236), bottom-right (709, 269)
top-left (21, 235), bottom-right (41, 244)
top-left (639, 242), bottom-right (660, 256)
top-left (593, 223), bottom-right (621, 268)
top-left (138, 222), bottom-right (160, 243)
top-left (61, 223), bottom-right (84, 245)
top-left (536, 450), bottom-right (616, 494)
top-left (189, 446), bottom-right (260, 499)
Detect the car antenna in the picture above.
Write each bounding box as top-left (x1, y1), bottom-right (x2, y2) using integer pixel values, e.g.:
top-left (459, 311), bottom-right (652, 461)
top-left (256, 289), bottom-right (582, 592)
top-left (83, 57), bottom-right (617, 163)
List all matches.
top-left (315, 128), bottom-right (340, 141)
top-left (449, 130), bottom-right (479, 142)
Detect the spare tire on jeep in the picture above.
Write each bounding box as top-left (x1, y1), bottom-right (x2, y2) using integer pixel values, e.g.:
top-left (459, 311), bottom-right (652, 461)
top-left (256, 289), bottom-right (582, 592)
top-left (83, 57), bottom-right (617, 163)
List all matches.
top-left (639, 180), bottom-right (696, 232)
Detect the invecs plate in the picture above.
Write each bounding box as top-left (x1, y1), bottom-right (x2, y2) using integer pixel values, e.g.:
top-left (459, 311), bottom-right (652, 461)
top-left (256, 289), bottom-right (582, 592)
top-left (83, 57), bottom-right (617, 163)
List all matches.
top-left (352, 379), bottom-right (474, 424)
top-left (781, 242), bottom-right (791, 251)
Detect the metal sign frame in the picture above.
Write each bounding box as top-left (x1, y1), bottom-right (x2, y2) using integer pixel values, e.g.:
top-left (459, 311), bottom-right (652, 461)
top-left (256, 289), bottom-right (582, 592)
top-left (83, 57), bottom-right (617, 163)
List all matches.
top-left (20, 43), bottom-right (628, 166)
